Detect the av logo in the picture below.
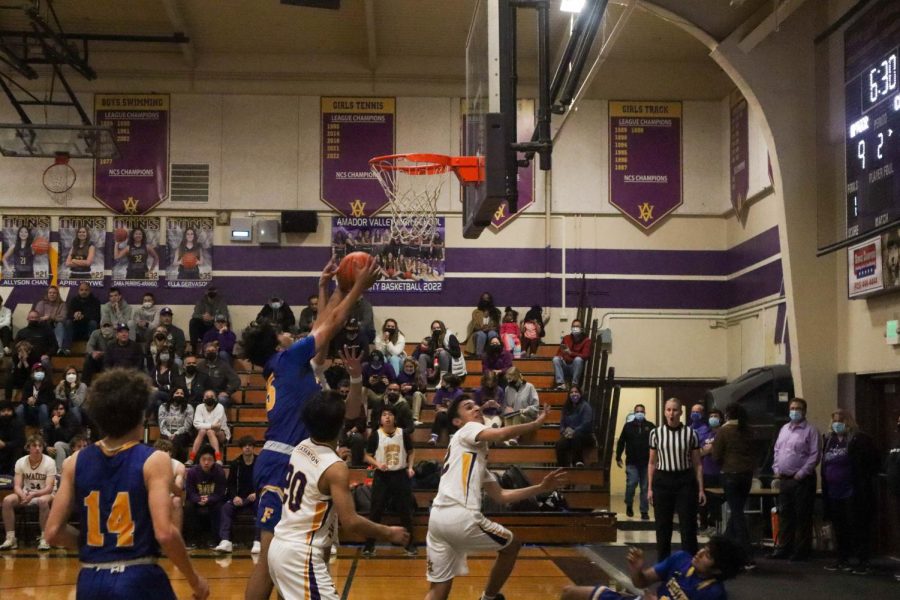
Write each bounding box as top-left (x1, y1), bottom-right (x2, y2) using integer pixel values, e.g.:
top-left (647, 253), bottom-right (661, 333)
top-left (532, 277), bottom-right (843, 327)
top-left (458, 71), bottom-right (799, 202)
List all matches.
top-left (122, 197), bottom-right (140, 214)
top-left (637, 202), bottom-right (654, 223)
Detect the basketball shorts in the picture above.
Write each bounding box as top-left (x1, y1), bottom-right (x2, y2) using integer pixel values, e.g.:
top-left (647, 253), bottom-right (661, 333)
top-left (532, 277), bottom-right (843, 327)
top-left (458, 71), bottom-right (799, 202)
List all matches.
top-left (426, 503), bottom-right (514, 583)
top-left (77, 563), bottom-right (176, 600)
top-left (589, 586), bottom-right (633, 600)
top-left (254, 449), bottom-right (290, 531)
top-left (268, 538), bottom-right (338, 600)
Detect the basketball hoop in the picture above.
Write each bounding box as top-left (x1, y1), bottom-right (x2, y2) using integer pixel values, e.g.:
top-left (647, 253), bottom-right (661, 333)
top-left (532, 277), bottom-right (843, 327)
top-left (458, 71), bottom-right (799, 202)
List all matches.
top-left (369, 153), bottom-right (481, 244)
top-left (42, 152), bottom-right (76, 205)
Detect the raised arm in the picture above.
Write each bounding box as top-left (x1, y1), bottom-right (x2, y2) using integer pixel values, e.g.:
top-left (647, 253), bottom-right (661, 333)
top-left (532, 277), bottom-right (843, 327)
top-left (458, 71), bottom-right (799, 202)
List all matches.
top-left (483, 467), bottom-right (568, 507)
top-left (477, 403), bottom-right (551, 444)
top-left (310, 256), bottom-right (379, 353)
top-left (341, 346), bottom-right (366, 423)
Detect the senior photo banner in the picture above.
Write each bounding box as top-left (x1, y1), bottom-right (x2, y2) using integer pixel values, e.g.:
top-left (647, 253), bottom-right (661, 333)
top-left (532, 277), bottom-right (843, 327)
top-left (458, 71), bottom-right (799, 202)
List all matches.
top-left (111, 216), bottom-right (162, 288)
top-left (1, 215), bottom-right (52, 286)
top-left (321, 97), bottom-right (395, 217)
top-left (331, 216), bottom-right (445, 293)
top-left (58, 216), bottom-right (107, 287)
top-left (166, 216), bottom-right (214, 288)
top-left (609, 101), bottom-right (683, 230)
top-left (93, 93), bottom-right (170, 215)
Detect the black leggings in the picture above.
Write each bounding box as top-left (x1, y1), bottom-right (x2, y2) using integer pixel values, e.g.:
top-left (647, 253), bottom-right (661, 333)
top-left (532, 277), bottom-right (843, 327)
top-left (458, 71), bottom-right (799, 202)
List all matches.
top-left (653, 469), bottom-right (699, 560)
top-left (364, 470), bottom-right (415, 549)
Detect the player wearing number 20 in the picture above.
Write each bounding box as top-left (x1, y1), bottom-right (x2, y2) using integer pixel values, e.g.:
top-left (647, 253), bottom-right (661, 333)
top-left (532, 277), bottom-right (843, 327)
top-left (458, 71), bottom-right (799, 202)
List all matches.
top-left (45, 369), bottom-right (209, 600)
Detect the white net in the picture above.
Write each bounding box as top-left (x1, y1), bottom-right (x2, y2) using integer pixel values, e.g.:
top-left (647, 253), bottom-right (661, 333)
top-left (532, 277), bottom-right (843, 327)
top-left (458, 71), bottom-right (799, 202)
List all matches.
top-left (370, 155), bottom-right (448, 244)
top-left (43, 161), bottom-right (76, 205)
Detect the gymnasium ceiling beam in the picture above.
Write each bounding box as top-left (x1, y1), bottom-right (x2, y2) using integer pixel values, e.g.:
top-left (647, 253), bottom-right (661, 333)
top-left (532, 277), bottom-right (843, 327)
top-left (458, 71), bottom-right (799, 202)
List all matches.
top-left (161, 0), bottom-right (195, 68)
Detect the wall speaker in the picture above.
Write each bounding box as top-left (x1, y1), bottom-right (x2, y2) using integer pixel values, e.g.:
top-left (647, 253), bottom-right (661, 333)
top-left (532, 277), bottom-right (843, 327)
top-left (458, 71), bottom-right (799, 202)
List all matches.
top-left (281, 210), bottom-right (318, 233)
top-left (256, 219), bottom-right (281, 245)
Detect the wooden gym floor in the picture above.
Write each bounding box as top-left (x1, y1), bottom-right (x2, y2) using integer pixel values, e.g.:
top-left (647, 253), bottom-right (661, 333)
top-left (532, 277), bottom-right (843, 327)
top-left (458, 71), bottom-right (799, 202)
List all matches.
top-left (0, 545), bottom-right (607, 599)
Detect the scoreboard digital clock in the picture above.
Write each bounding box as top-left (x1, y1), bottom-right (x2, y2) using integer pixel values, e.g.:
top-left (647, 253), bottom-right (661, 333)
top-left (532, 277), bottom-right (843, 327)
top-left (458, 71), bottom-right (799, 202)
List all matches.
top-left (844, 0), bottom-right (900, 241)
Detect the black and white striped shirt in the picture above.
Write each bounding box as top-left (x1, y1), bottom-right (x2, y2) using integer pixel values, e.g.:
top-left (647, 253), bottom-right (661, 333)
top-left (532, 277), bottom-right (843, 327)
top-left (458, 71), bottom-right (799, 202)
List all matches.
top-left (649, 423), bottom-right (698, 472)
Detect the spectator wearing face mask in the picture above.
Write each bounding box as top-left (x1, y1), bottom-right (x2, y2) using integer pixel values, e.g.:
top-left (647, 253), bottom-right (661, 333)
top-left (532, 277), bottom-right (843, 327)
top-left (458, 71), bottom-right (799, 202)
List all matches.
top-left (43, 401), bottom-right (81, 473)
top-left (157, 307), bottom-right (186, 357)
top-left (616, 404), bottom-right (655, 519)
top-left (182, 354), bottom-right (210, 407)
top-left (329, 317), bottom-right (370, 361)
top-left (129, 292), bottom-right (160, 345)
top-left (159, 387), bottom-right (195, 462)
top-left (147, 344), bottom-right (184, 423)
top-left (15, 309), bottom-right (58, 359)
top-left (482, 336), bottom-right (513, 386)
top-left (502, 367), bottom-right (540, 445)
top-left (474, 371), bottom-right (504, 428)
top-left (770, 397), bottom-right (820, 562)
top-left (15, 363), bottom-right (55, 428)
top-left (396, 359), bottom-right (426, 426)
top-left (466, 292), bottom-right (501, 357)
top-left (364, 350), bottom-right (397, 386)
top-left (256, 295), bottom-right (296, 333)
top-left (81, 321), bottom-right (114, 384)
top-left (190, 390), bottom-right (231, 465)
top-left (694, 406), bottom-right (723, 535)
top-left (201, 315), bottom-right (237, 360)
top-left (198, 342), bottom-right (240, 407)
top-left (62, 282), bottom-right (101, 353)
top-left (54, 367), bottom-right (87, 426)
top-left (347, 295), bottom-right (376, 343)
top-left (415, 320), bottom-right (457, 386)
top-left (189, 284), bottom-right (229, 351)
top-left (429, 374), bottom-right (463, 445)
top-left (374, 318), bottom-right (406, 374)
top-left (556, 385), bottom-right (593, 468)
top-left (552, 319), bottom-right (592, 390)
top-left (369, 382), bottom-right (415, 437)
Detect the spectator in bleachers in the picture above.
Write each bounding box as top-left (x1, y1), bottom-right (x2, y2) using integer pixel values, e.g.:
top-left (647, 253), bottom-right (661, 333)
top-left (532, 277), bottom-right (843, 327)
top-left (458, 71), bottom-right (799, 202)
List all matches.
top-left (466, 291), bottom-right (501, 357)
top-left (147, 325), bottom-right (173, 367)
top-left (147, 345), bottom-right (183, 423)
top-left (520, 305), bottom-right (545, 358)
top-left (416, 320), bottom-right (456, 386)
top-left (474, 371), bottom-right (504, 428)
top-left (153, 438), bottom-right (186, 533)
top-left (348, 295), bottom-right (376, 343)
top-left (556, 385), bottom-right (593, 468)
top-left (189, 284), bottom-right (230, 351)
top-left (482, 336), bottom-right (513, 386)
top-left (33, 285), bottom-right (67, 354)
top-left (330, 317), bottom-right (370, 361)
top-left (364, 349), bottom-right (397, 384)
top-left (428, 373), bottom-right (463, 445)
top-left (502, 366), bottom-right (540, 445)
top-left (158, 387), bottom-right (194, 462)
top-left (100, 287), bottom-right (133, 333)
top-left (15, 309), bottom-right (58, 359)
top-left (297, 294), bottom-right (318, 334)
top-left (54, 366), bottom-right (86, 426)
top-left (104, 322), bottom-right (144, 371)
top-left (0, 294), bottom-right (11, 355)
top-left (15, 363), bottom-right (55, 429)
top-left (184, 445), bottom-right (227, 548)
top-left (214, 435), bottom-right (260, 554)
top-left (323, 355), bottom-right (349, 390)
top-left (81, 321), bottom-right (113, 385)
top-left (62, 282), bottom-right (100, 354)
top-left (158, 307), bottom-right (187, 357)
top-left (0, 434), bottom-right (56, 551)
top-left (256, 295), bottom-right (295, 333)
top-left (362, 405), bottom-right (417, 557)
top-left (130, 292), bottom-right (160, 345)
top-left (189, 390), bottom-right (230, 465)
top-left (44, 401), bottom-right (81, 473)
top-left (696, 406), bottom-right (723, 535)
top-left (374, 318), bottom-right (406, 374)
top-left (616, 404), bottom-right (654, 520)
top-left (500, 307), bottom-right (522, 357)
top-left (0, 401), bottom-right (25, 475)
top-left (182, 354), bottom-right (210, 407)
top-left (202, 315), bottom-right (237, 360)
top-left (369, 382), bottom-right (414, 437)
top-left (397, 359), bottom-right (426, 425)
top-left (5, 341), bottom-right (38, 401)
top-left (552, 319), bottom-right (592, 390)
top-left (197, 341), bottom-right (240, 407)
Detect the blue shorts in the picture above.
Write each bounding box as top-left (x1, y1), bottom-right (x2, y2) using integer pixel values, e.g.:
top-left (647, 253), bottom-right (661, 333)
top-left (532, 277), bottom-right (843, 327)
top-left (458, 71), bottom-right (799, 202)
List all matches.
top-left (589, 586), bottom-right (634, 600)
top-left (77, 563), bottom-right (176, 600)
top-left (256, 486), bottom-right (284, 532)
top-left (254, 449), bottom-right (291, 531)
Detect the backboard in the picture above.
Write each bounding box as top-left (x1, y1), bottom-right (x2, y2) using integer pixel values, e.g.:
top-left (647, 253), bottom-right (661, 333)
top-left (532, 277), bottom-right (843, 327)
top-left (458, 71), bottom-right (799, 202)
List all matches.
top-left (464, 0), bottom-right (518, 239)
top-left (0, 123), bottom-right (119, 158)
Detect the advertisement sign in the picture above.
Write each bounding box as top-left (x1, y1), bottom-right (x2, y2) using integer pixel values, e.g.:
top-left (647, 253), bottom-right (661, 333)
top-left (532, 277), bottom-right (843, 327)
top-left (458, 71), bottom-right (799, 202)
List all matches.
top-left (848, 237), bottom-right (883, 298)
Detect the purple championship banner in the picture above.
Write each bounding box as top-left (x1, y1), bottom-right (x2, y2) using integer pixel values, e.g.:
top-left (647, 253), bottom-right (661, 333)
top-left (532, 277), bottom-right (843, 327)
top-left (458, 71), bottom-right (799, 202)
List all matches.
top-left (332, 216), bottom-right (445, 293)
top-left (93, 94), bottom-right (170, 215)
top-left (730, 91), bottom-right (750, 217)
top-left (166, 217), bottom-right (214, 288)
top-left (491, 99), bottom-right (536, 231)
top-left (58, 216), bottom-right (107, 287)
top-left (1, 215), bottom-right (53, 286)
top-left (321, 97), bottom-right (395, 217)
top-left (111, 216), bottom-right (162, 288)
top-left (609, 101), bottom-right (682, 230)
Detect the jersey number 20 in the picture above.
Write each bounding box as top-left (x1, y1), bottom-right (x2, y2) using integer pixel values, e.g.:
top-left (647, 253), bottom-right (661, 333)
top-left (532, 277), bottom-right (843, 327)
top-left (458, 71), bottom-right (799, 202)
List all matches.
top-left (84, 490), bottom-right (135, 547)
top-left (283, 465), bottom-right (308, 512)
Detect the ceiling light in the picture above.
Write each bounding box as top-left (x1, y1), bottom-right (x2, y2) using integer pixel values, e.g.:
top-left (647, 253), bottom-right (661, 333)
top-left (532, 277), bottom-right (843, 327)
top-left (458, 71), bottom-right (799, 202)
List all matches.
top-left (561, 0), bottom-right (586, 13)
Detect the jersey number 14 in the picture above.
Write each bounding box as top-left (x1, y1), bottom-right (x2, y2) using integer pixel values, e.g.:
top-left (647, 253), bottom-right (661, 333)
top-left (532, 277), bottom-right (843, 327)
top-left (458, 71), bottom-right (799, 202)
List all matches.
top-left (84, 490), bottom-right (135, 547)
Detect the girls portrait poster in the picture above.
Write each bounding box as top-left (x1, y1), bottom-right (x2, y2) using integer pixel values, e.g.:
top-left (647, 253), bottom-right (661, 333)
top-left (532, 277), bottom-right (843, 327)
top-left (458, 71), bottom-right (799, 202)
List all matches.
top-left (166, 216), bottom-right (214, 288)
top-left (111, 216), bottom-right (161, 287)
top-left (1, 215), bottom-right (53, 286)
top-left (58, 216), bottom-right (107, 287)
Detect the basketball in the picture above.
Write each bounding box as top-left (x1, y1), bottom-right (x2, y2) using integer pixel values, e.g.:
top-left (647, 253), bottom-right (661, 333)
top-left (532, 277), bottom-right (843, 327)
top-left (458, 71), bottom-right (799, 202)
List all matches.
top-left (182, 253), bottom-right (198, 269)
top-left (114, 227), bottom-right (128, 243)
top-left (336, 251), bottom-right (373, 292)
top-left (31, 237), bottom-right (49, 255)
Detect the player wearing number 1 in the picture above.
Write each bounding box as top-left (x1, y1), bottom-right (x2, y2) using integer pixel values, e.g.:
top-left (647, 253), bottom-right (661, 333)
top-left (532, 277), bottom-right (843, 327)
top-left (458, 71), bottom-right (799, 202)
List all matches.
top-left (45, 369), bottom-right (209, 600)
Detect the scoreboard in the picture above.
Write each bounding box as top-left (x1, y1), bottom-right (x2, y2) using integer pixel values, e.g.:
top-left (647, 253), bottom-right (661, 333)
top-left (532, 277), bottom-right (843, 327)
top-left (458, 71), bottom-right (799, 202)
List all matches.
top-left (844, 0), bottom-right (900, 241)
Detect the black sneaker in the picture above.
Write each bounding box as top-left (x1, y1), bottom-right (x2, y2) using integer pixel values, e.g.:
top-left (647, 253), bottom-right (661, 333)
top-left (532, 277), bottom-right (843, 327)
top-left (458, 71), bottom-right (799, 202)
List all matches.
top-left (824, 561), bottom-right (848, 572)
top-left (743, 560), bottom-right (757, 572)
top-left (851, 563), bottom-right (872, 576)
top-left (477, 595), bottom-right (505, 600)
top-left (626, 507), bottom-right (634, 518)
top-left (641, 512), bottom-right (650, 520)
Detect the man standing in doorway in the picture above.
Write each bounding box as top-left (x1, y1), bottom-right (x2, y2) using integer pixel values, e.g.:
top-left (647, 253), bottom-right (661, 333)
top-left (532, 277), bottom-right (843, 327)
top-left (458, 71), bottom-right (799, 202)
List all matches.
top-left (616, 404), bottom-right (654, 520)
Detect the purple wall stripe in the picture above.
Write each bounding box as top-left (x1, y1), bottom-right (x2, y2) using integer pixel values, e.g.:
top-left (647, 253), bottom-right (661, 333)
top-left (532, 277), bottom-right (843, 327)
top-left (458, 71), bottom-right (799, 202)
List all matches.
top-left (566, 248), bottom-right (726, 276)
top-left (726, 226), bottom-right (781, 274)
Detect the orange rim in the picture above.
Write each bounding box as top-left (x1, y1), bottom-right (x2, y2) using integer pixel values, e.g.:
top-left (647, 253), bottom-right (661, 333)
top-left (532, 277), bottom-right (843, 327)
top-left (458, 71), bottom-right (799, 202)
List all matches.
top-left (369, 153), bottom-right (483, 184)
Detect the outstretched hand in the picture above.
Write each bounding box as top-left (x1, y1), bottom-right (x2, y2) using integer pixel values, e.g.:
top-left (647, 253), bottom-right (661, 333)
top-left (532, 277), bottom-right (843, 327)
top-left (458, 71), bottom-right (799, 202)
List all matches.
top-left (353, 254), bottom-right (381, 290)
top-left (540, 467), bottom-right (569, 492)
top-left (340, 346), bottom-right (363, 378)
top-left (386, 526), bottom-right (411, 546)
top-left (320, 258), bottom-right (338, 287)
top-left (626, 546), bottom-right (645, 575)
top-left (534, 403), bottom-right (552, 425)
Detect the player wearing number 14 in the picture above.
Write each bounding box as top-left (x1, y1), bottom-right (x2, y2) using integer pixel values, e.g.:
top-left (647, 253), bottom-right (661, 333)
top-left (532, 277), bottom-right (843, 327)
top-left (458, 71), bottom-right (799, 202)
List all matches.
top-left (45, 369), bottom-right (209, 600)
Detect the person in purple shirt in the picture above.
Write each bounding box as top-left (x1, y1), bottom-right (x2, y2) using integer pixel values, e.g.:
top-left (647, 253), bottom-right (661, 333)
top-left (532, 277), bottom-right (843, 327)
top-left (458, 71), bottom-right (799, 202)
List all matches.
top-left (428, 373), bottom-right (463, 445)
top-left (693, 405), bottom-right (723, 534)
top-left (201, 314), bottom-right (236, 359)
top-left (184, 445), bottom-right (227, 548)
top-left (770, 397), bottom-right (820, 561)
top-left (482, 336), bottom-right (513, 385)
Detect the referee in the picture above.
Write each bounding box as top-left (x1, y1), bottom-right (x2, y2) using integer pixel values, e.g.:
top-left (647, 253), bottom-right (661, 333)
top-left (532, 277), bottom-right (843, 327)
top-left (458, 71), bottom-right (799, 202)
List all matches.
top-left (648, 397), bottom-right (706, 560)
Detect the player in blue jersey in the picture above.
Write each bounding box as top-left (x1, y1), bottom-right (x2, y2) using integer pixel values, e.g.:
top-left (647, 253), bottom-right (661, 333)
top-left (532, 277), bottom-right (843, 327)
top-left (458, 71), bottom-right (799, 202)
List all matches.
top-left (45, 368), bottom-right (209, 600)
top-left (241, 256), bottom-right (378, 600)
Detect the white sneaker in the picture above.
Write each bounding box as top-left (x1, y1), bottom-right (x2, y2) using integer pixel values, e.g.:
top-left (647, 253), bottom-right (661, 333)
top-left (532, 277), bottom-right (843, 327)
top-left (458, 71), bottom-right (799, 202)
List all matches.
top-left (214, 539), bottom-right (233, 553)
top-left (506, 438), bottom-right (519, 446)
top-left (37, 537), bottom-right (50, 551)
top-left (428, 434), bottom-right (438, 446)
top-left (414, 420), bottom-right (423, 426)
top-left (0, 536), bottom-right (17, 550)
top-left (250, 541), bottom-right (261, 554)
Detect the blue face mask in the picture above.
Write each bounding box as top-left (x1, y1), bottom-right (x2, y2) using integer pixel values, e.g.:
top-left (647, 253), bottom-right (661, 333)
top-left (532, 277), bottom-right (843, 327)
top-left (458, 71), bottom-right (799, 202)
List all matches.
top-left (831, 422), bottom-right (846, 435)
top-left (708, 417), bottom-right (721, 428)
top-left (634, 412), bottom-right (646, 422)
top-left (789, 409), bottom-right (803, 422)
top-left (690, 412), bottom-right (703, 422)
